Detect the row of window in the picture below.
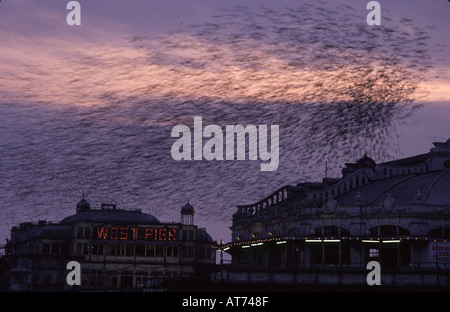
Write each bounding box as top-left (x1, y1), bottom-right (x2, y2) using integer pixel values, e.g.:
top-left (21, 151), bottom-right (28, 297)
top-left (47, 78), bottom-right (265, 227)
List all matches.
top-left (381, 165), bottom-right (430, 177)
top-left (39, 242), bottom-right (214, 260)
top-left (86, 270), bottom-right (190, 289)
top-left (41, 243), bottom-right (69, 255)
top-left (310, 242), bottom-right (411, 267)
top-left (248, 226), bottom-right (413, 241)
top-left (313, 173), bottom-right (369, 202)
top-left (309, 225), bottom-right (426, 237)
top-left (75, 243), bottom-right (213, 260)
top-left (312, 164), bottom-right (431, 202)
top-left (237, 241), bottom-right (411, 268)
top-left (309, 242), bottom-right (351, 265)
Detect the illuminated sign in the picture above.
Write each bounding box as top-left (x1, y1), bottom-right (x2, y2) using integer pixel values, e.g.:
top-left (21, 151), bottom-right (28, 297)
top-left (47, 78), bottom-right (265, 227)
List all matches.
top-left (96, 226), bottom-right (177, 241)
top-left (430, 242), bottom-right (450, 267)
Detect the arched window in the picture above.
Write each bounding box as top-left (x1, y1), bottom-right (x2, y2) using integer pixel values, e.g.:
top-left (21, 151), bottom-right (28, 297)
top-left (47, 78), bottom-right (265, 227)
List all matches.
top-left (444, 160), bottom-right (450, 169)
top-left (314, 226), bottom-right (350, 237)
top-left (369, 225), bottom-right (410, 237)
top-left (428, 227), bottom-right (450, 238)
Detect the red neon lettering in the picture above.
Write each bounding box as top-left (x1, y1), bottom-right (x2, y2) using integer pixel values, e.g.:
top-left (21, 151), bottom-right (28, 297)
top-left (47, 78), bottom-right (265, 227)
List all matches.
top-left (159, 229), bottom-right (167, 241)
top-left (110, 227), bottom-right (119, 240)
top-left (131, 228), bottom-right (138, 240)
top-left (168, 229), bottom-right (177, 241)
top-left (96, 226), bottom-right (177, 241)
top-left (145, 228), bottom-right (154, 240)
top-left (120, 227), bottom-right (128, 240)
top-left (97, 227), bottom-right (108, 239)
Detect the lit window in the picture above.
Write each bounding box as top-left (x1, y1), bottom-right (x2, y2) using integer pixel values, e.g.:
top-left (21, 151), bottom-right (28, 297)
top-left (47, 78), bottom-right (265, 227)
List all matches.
top-left (369, 248), bottom-right (379, 258)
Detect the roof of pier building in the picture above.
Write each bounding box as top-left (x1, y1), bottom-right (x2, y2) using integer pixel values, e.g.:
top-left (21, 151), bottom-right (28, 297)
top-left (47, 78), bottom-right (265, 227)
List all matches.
top-left (233, 138), bottom-right (450, 218)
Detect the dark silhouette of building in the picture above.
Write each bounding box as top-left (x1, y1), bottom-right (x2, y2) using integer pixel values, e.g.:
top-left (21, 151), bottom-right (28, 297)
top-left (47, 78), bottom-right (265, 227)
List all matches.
top-left (2, 200), bottom-right (216, 291)
top-left (218, 138), bottom-right (450, 288)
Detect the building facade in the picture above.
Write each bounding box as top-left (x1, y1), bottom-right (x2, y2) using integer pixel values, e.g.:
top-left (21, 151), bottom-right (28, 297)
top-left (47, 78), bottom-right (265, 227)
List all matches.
top-left (3, 200), bottom-right (216, 291)
top-left (220, 138), bottom-right (450, 288)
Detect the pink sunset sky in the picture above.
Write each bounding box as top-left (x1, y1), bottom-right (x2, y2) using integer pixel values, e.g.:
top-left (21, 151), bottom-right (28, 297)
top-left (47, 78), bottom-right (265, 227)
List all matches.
top-left (0, 0), bottom-right (449, 243)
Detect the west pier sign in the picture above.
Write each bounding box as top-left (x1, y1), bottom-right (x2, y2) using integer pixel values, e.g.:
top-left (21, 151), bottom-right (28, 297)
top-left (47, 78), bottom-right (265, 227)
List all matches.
top-left (95, 226), bottom-right (177, 241)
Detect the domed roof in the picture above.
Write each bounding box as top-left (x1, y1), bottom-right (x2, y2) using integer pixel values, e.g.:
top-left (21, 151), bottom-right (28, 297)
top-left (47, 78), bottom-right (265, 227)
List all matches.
top-left (35, 224), bottom-right (72, 239)
top-left (342, 154), bottom-right (377, 177)
top-left (12, 223), bottom-right (72, 243)
top-left (61, 209), bottom-right (161, 225)
top-left (337, 170), bottom-right (450, 207)
top-left (76, 198), bottom-right (90, 210)
top-left (356, 154), bottom-right (376, 169)
top-left (196, 228), bottom-right (214, 243)
top-left (181, 202), bottom-right (194, 215)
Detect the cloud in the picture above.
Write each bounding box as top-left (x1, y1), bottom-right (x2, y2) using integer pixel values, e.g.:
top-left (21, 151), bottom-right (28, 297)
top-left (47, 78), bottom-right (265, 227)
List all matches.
top-left (0, 1), bottom-right (447, 164)
top-left (0, 0), bottom-right (449, 242)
